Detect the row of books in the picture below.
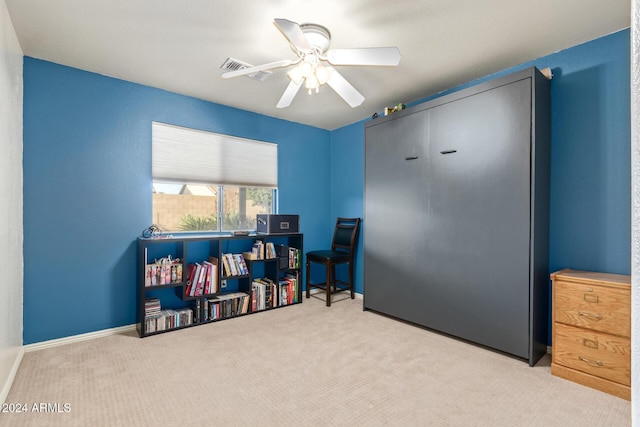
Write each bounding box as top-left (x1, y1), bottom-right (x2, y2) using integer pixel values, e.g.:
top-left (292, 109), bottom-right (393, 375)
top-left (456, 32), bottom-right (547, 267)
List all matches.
top-left (221, 253), bottom-right (249, 277)
top-left (144, 298), bottom-right (194, 333)
top-left (287, 247), bottom-right (301, 269)
top-left (251, 272), bottom-right (299, 311)
top-left (144, 271), bottom-right (299, 331)
top-left (144, 246), bottom-right (301, 290)
top-left (251, 278), bottom-right (275, 311)
top-left (144, 309), bottom-right (194, 333)
top-left (145, 260), bottom-right (183, 287)
top-left (280, 272), bottom-right (299, 305)
top-left (202, 292), bottom-right (250, 322)
top-left (243, 241), bottom-right (301, 267)
top-left (185, 257), bottom-right (219, 297)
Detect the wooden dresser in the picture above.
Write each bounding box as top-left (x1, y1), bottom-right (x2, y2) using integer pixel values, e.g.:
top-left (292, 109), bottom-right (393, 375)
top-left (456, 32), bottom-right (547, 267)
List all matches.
top-left (551, 269), bottom-right (631, 399)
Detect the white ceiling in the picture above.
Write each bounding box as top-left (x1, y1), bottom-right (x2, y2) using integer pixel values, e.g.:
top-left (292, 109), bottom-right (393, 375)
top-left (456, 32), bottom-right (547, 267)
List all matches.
top-left (5, 0), bottom-right (631, 130)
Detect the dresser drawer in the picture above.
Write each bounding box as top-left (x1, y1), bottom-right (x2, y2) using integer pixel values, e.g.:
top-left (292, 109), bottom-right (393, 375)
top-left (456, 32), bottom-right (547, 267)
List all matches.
top-left (554, 279), bottom-right (630, 337)
top-left (553, 323), bottom-right (630, 386)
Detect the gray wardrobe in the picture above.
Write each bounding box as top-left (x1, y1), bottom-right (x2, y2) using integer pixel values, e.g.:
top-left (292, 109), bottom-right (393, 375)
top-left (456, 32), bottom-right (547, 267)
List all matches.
top-left (363, 67), bottom-right (550, 366)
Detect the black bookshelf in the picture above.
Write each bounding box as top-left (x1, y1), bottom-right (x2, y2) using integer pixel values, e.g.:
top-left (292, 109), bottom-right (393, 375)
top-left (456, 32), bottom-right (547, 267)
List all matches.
top-left (136, 232), bottom-right (303, 337)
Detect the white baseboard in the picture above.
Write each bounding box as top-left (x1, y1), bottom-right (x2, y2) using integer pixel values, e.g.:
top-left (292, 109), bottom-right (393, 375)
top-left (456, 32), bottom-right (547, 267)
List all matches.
top-left (24, 324), bottom-right (136, 353)
top-left (0, 346), bottom-right (24, 405)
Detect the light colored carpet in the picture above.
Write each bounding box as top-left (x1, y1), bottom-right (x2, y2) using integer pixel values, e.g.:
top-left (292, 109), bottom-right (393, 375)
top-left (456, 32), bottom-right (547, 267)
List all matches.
top-left (0, 296), bottom-right (631, 426)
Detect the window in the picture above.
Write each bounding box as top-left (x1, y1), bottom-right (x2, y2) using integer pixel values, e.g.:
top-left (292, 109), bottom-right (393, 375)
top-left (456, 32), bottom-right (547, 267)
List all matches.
top-left (152, 123), bottom-right (277, 232)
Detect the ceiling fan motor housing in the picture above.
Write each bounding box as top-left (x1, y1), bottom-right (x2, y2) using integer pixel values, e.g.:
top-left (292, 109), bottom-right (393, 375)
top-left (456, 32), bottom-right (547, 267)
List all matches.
top-left (299, 23), bottom-right (331, 54)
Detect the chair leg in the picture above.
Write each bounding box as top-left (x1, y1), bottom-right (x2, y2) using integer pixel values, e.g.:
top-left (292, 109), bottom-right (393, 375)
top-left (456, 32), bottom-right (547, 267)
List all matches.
top-left (306, 259), bottom-right (311, 299)
top-left (349, 261), bottom-right (355, 299)
top-left (331, 264), bottom-right (337, 291)
top-left (326, 261), bottom-right (332, 307)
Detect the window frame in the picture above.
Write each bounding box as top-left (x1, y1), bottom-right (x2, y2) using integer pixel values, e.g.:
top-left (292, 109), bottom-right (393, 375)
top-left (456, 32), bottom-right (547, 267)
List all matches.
top-left (151, 122), bottom-right (278, 233)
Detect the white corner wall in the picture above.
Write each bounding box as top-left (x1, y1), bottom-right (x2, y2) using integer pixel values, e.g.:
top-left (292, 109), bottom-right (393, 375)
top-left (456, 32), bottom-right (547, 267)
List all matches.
top-left (0, 0), bottom-right (23, 404)
top-left (633, 0), bottom-right (640, 424)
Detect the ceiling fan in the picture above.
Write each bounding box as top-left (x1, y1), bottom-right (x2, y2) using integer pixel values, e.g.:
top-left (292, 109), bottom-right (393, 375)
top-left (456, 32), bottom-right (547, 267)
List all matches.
top-left (221, 18), bottom-right (401, 109)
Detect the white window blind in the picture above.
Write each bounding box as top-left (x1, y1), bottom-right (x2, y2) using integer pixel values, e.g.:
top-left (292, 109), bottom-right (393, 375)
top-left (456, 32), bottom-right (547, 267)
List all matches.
top-left (152, 122), bottom-right (278, 188)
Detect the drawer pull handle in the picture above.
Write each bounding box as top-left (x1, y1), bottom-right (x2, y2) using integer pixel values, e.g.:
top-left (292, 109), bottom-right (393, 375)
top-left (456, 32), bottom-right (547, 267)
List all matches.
top-left (578, 311), bottom-right (602, 320)
top-left (579, 356), bottom-right (603, 367)
top-left (583, 294), bottom-right (599, 303)
top-left (582, 338), bottom-right (599, 349)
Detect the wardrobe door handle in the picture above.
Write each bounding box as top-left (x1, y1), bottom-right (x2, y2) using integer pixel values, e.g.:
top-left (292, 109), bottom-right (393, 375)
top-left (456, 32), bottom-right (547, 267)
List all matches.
top-left (405, 156), bottom-right (418, 161)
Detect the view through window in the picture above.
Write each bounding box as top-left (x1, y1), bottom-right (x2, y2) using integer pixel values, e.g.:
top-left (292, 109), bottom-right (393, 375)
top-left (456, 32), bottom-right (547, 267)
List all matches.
top-left (152, 183), bottom-right (274, 232)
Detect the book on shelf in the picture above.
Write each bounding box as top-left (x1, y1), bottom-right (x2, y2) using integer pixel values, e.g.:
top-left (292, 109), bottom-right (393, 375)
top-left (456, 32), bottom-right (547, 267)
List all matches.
top-left (266, 242), bottom-right (276, 259)
top-left (230, 254), bottom-right (240, 275)
top-left (185, 264), bottom-right (196, 296)
top-left (254, 241), bottom-right (265, 260)
top-left (285, 270), bottom-right (300, 303)
top-left (251, 280), bottom-right (263, 311)
top-left (288, 247), bottom-right (301, 269)
top-left (187, 263), bottom-right (203, 297)
top-left (277, 280), bottom-right (288, 306)
top-left (145, 257), bottom-right (183, 287)
top-left (207, 257), bottom-right (219, 293)
top-left (198, 262), bottom-right (210, 296)
top-left (221, 254), bottom-right (231, 276)
top-left (233, 253), bottom-right (249, 275)
top-left (202, 260), bottom-right (212, 294)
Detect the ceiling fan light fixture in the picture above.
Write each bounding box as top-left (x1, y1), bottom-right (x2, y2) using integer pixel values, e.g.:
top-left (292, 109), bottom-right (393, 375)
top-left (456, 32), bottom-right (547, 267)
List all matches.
top-left (305, 74), bottom-right (319, 90)
top-left (287, 67), bottom-right (303, 85)
top-left (299, 60), bottom-right (314, 78)
top-left (315, 64), bottom-right (330, 85)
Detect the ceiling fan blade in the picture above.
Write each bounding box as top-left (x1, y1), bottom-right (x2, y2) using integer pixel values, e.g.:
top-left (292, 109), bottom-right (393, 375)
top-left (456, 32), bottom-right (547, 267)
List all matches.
top-left (274, 18), bottom-right (312, 52)
top-left (326, 47), bottom-right (401, 66)
top-left (221, 59), bottom-right (294, 79)
top-left (326, 68), bottom-right (365, 108)
top-left (276, 80), bottom-right (303, 108)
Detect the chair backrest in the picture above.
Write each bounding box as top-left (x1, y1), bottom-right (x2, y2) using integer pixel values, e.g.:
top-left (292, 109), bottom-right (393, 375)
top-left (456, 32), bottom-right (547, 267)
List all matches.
top-left (331, 217), bottom-right (361, 259)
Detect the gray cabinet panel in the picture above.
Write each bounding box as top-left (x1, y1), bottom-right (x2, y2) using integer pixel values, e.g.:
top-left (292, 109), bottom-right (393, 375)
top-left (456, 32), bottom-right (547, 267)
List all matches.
top-left (364, 68), bottom-right (550, 365)
top-left (421, 79), bottom-right (532, 357)
top-left (364, 111), bottom-right (428, 312)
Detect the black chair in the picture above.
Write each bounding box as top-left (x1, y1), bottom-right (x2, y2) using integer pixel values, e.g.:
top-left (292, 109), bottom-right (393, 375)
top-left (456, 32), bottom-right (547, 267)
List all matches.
top-left (306, 217), bottom-right (361, 306)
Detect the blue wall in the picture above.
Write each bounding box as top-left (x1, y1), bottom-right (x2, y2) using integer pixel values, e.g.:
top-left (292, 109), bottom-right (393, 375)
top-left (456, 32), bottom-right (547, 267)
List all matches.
top-left (23, 28), bottom-right (631, 343)
top-left (330, 29), bottom-right (631, 295)
top-left (23, 58), bottom-right (331, 344)
top-left (328, 123), bottom-right (366, 294)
